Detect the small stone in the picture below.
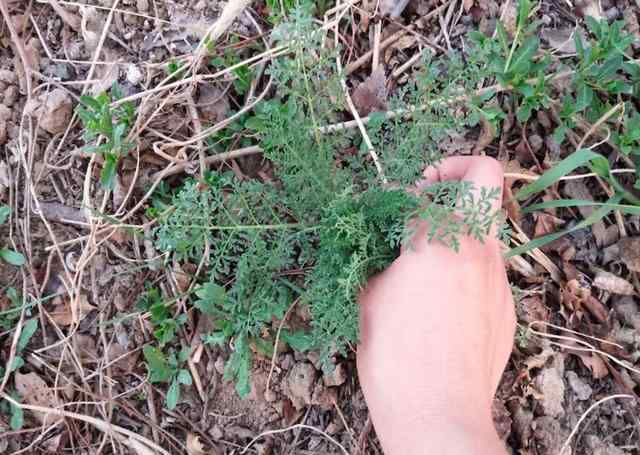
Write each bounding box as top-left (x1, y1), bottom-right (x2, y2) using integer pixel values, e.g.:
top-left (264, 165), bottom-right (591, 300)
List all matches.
top-left (536, 358), bottom-right (565, 418)
top-left (325, 422), bottom-right (340, 435)
top-left (24, 89), bottom-right (72, 135)
top-left (285, 362), bottom-right (317, 409)
top-left (323, 363), bottom-right (347, 387)
top-left (0, 69), bottom-right (16, 85)
top-left (126, 64), bottom-right (143, 85)
top-left (208, 424), bottom-right (223, 440)
top-left (566, 371), bottom-right (592, 400)
top-left (605, 7), bottom-right (620, 20)
top-left (0, 104), bottom-right (10, 122)
top-left (214, 356), bottom-right (225, 375)
top-left (136, 0), bottom-right (149, 12)
top-left (264, 389), bottom-right (277, 402)
top-left (529, 134), bottom-right (543, 152)
top-left (4, 85), bottom-right (18, 107)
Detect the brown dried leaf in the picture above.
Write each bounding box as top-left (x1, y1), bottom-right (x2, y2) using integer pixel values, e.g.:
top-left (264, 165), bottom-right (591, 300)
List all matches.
top-left (541, 28), bottom-right (578, 54)
top-left (50, 294), bottom-right (96, 326)
top-left (582, 296), bottom-right (608, 323)
top-left (197, 84), bottom-right (230, 124)
top-left (186, 433), bottom-right (207, 455)
top-left (593, 270), bottom-right (635, 295)
top-left (14, 372), bottom-right (63, 425)
top-left (518, 296), bottom-right (551, 326)
top-left (351, 66), bottom-right (387, 116)
top-left (472, 116), bottom-right (495, 154)
top-left (576, 352), bottom-right (609, 379)
top-left (618, 236), bottom-right (640, 272)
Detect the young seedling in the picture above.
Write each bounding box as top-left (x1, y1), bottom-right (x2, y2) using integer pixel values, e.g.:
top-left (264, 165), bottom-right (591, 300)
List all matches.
top-left (76, 83), bottom-right (135, 189)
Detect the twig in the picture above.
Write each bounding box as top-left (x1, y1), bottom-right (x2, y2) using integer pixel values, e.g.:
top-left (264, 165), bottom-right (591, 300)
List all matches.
top-left (335, 1), bottom-right (386, 183)
top-left (150, 145), bottom-right (262, 180)
top-left (560, 394), bottom-right (635, 455)
top-left (345, 1), bottom-right (450, 74)
top-left (240, 424), bottom-right (350, 455)
top-left (266, 299), bottom-right (299, 393)
top-left (372, 21), bottom-right (381, 72)
top-left (0, 0), bottom-right (33, 96)
top-left (0, 394), bottom-right (172, 455)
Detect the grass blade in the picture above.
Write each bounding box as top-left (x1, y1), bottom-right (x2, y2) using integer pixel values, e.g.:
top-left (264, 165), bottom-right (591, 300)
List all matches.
top-left (516, 149), bottom-right (609, 200)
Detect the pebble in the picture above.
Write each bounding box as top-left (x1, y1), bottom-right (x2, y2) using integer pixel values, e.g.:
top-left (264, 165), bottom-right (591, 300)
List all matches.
top-left (136, 0), bottom-right (149, 12)
top-left (323, 363), bottom-right (347, 387)
top-left (0, 69), bottom-right (16, 85)
top-left (529, 134), bottom-right (543, 152)
top-left (4, 85), bottom-right (18, 107)
top-left (566, 371), bottom-right (592, 401)
top-left (208, 424), bottom-right (223, 440)
top-left (24, 89), bottom-right (72, 135)
top-left (285, 362), bottom-right (316, 409)
top-left (126, 64), bottom-right (144, 85)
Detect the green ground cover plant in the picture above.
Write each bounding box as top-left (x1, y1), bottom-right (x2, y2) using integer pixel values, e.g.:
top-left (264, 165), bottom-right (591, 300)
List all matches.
top-left (139, 0), bottom-right (639, 402)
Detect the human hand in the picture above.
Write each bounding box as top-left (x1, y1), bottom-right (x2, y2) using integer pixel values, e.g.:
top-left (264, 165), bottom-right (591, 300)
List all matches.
top-left (357, 156), bottom-right (515, 454)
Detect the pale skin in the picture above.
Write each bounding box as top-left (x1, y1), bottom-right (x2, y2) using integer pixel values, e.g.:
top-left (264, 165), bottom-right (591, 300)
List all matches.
top-left (357, 156), bottom-right (516, 454)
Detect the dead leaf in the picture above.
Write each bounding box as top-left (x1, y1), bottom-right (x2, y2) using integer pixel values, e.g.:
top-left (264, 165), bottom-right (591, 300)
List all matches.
top-left (518, 296), bottom-right (551, 326)
top-left (593, 270), bottom-right (635, 295)
top-left (197, 84), bottom-right (230, 124)
top-left (618, 236), bottom-right (640, 272)
top-left (472, 116), bottom-right (495, 154)
top-left (80, 6), bottom-right (100, 51)
top-left (576, 352), bottom-right (609, 379)
top-left (90, 47), bottom-right (121, 96)
top-left (50, 294), bottom-right (96, 326)
top-left (14, 372), bottom-right (63, 425)
top-left (583, 296), bottom-right (608, 323)
top-left (351, 66), bottom-right (387, 116)
top-left (541, 28), bottom-right (578, 54)
top-left (186, 433), bottom-right (219, 455)
top-left (561, 278), bottom-right (590, 313)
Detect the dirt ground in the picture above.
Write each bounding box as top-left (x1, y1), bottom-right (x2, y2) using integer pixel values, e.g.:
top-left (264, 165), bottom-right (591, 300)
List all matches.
top-left (1, 0), bottom-right (640, 454)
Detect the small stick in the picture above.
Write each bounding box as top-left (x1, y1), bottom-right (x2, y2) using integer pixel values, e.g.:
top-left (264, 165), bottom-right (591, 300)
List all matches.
top-left (372, 21), bottom-right (381, 72)
top-left (266, 299), bottom-right (299, 393)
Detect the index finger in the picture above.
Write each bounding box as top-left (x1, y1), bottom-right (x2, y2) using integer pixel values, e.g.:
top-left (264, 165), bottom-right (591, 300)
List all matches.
top-left (421, 156), bottom-right (504, 214)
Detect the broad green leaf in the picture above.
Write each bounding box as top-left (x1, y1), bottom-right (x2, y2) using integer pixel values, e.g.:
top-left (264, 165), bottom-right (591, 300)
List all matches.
top-left (17, 319), bottom-right (38, 352)
top-left (509, 36), bottom-right (539, 74)
top-left (195, 283), bottom-right (226, 317)
top-left (143, 346), bottom-right (172, 383)
top-left (0, 249), bottom-right (26, 266)
top-left (166, 378), bottom-right (180, 410)
top-left (281, 329), bottom-right (314, 352)
top-left (516, 0), bottom-right (531, 29)
top-left (202, 331), bottom-right (226, 346)
top-left (0, 205), bottom-right (10, 225)
top-left (496, 21), bottom-right (509, 55)
top-left (595, 54), bottom-right (623, 80)
top-left (9, 400), bottom-right (23, 430)
top-left (100, 154), bottom-right (118, 189)
top-left (178, 346), bottom-right (191, 363)
top-left (177, 369), bottom-right (192, 386)
top-left (507, 195), bottom-right (622, 258)
top-left (79, 95), bottom-right (102, 111)
top-left (9, 356), bottom-right (24, 372)
top-left (575, 81), bottom-right (594, 112)
top-left (516, 149), bottom-right (609, 200)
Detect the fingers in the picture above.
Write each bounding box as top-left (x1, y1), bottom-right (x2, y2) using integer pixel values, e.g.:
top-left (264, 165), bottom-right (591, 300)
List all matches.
top-left (421, 156), bottom-right (504, 213)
